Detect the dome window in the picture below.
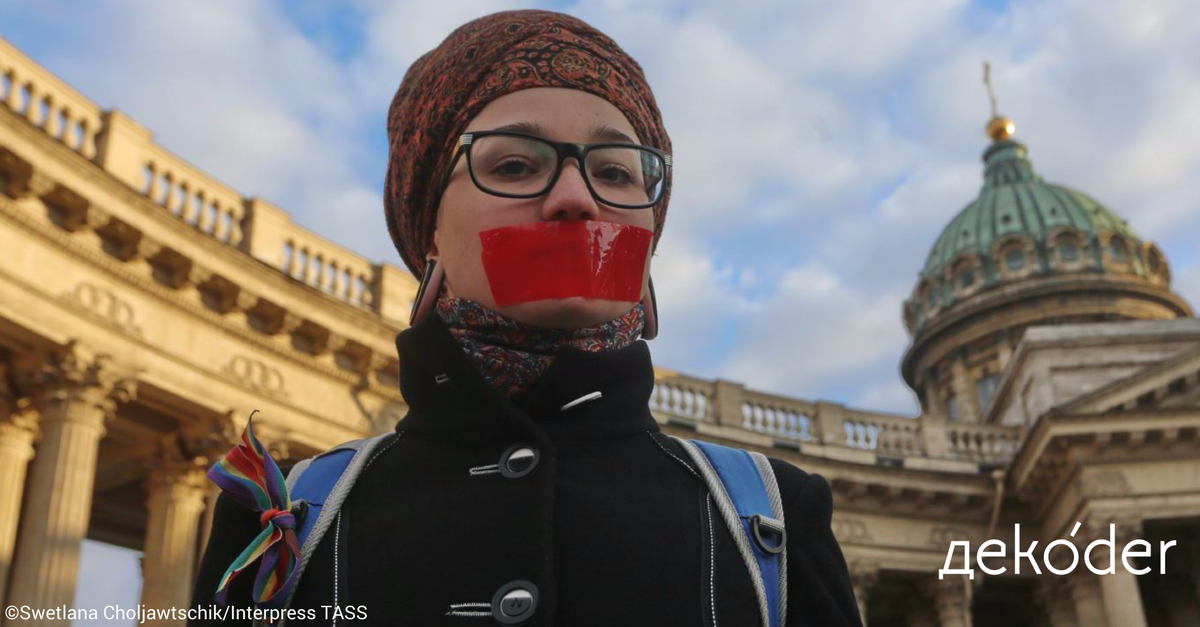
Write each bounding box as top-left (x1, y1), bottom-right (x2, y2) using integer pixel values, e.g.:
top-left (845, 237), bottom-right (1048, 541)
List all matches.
top-left (958, 268), bottom-right (975, 289)
top-left (1147, 248), bottom-right (1163, 273)
top-left (976, 373), bottom-right (1000, 411)
top-left (1004, 249), bottom-right (1025, 270)
top-left (925, 288), bottom-right (939, 310)
top-left (1057, 241), bottom-right (1079, 262)
top-left (1109, 238), bottom-right (1129, 262)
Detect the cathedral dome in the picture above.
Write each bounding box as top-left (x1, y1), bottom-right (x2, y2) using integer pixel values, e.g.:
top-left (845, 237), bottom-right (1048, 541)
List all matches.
top-left (900, 118), bottom-right (1191, 423)
top-left (904, 136), bottom-right (1175, 336)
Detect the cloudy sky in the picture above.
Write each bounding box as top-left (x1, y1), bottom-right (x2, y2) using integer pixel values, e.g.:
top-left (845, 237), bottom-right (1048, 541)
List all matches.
top-left (3, 0), bottom-right (1198, 616)
top-left (5, 0), bottom-right (1199, 413)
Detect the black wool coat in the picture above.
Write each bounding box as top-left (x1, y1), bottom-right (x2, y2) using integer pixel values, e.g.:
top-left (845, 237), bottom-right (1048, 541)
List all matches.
top-left (190, 313), bottom-right (863, 626)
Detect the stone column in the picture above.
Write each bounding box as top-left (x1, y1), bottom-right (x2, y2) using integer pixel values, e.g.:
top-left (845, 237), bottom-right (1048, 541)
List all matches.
top-left (1067, 571), bottom-right (1108, 627)
top-left (0, 367), bottom-right (40, 608)
top-left (184, 411), bottom-right (238, 572)
top-left (995, 333), bottom-right (1014, 371)
top-left (7, 344), bottom-right (136, 620)
top-left (196, 484), bottom-right (221, 562)
top-left (140, 438), bottom-right (209, 626)
top-left (921, 575), bottom-right (972, 627)
top-left (1095, 522), bottom-right (1148, 627)
top-left (1036, 577), bottom-right (1078, 627)
top-left (949, 353), bottom-right (977, 423)
top-left (849, 562), bottom-right (879, 626)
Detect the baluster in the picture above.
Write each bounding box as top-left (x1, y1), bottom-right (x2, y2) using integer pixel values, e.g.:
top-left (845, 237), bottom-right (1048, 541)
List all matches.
top-left (42, 96), bottom-right (60, 136)
top-left (146, 164), bottom-right (161, 200)
top-left (4, 73), bottom-right (23, 110)
top-left (79, 118), bottom-right (97, 158)
top-left (359, 274), bottom-right (374, 307)
top-left (213, 203), bottom-right (229, 241)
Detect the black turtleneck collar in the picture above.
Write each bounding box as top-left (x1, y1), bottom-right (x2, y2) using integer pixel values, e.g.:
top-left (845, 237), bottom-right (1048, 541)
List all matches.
top-left (393, 312), bottom-right (660, 444)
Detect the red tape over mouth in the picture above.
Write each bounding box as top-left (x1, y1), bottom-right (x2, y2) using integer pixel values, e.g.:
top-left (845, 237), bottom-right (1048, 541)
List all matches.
top-left (479, 220), bottom-right (653, 307)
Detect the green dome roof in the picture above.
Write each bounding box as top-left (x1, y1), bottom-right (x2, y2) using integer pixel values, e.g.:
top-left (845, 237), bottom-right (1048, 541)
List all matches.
top-left (920, 139), bottom-right (1141, 280)
top-left (904, 136), bottom-right (1175, 336)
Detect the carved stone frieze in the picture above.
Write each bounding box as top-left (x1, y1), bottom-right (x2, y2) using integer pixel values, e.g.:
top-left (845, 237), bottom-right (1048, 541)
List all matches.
top-left (60, 282), bottom-right (143, 337)
top-left (1077, 468), bottom-right (1132, 499)
top-left (832, 515), bottom-right (874, 544)
top-left (220, 355), bottom-right (287, 398)
top-left (928, 525), bottom-right (970, 548)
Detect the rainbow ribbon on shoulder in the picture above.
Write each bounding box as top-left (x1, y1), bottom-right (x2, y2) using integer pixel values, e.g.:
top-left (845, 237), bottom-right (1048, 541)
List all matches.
top-left (207, 412), bottom-right (301, 610)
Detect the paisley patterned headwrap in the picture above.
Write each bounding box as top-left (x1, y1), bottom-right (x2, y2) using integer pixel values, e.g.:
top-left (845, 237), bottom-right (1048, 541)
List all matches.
top-left (384, 9), bottom-right (673, 277)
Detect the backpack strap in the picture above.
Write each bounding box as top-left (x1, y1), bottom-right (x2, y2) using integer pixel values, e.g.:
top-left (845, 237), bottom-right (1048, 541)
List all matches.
top-left (672, 437), bottom-right (788, 627)
top-left (270, 433), bottom-right (394, 625)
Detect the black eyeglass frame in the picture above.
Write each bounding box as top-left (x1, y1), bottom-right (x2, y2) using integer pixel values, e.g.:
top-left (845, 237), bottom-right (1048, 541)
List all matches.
top-left (437, 130), bottom-right (672, 209)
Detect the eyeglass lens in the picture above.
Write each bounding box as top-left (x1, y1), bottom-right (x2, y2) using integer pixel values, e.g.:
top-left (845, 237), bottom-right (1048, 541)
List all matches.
top-left (469, 135), bottom-right (665, 206)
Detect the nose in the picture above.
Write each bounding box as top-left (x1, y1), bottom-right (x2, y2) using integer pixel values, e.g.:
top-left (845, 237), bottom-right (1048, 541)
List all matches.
top-left (540, 158), bottom-right (601, 222)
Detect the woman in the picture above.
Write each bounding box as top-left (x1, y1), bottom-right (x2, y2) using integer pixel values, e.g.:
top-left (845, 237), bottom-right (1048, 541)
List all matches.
top-left (191, 9), bottom-right (862, 626)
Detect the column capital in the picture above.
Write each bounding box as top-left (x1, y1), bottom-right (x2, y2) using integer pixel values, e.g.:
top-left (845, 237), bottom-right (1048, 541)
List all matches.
top-left (178, 411), bottom-right (240, 463)
top-left (247, 414), bottom-right (294, 462)
top-left (0, 362), bottom-right (40, 446)
top-left (920, 574), bottom-right (974, 627)
top-left (1065, 567), bottom-right (1103, 597)
top-left (12, 342), bottom-right (137, 435)
top-left (848, 561), bottom-right (880, 589)
top-left (1080, 515), bottom-right (1144, 546)
top-left (145, 433), bottom-right (213, 496)
top-left (0, 407), bottom-right (41, 454)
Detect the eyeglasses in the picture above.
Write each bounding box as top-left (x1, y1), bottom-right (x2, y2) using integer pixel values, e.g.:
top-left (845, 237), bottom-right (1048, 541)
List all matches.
top-left (438, 130), bottom-right (672, 209)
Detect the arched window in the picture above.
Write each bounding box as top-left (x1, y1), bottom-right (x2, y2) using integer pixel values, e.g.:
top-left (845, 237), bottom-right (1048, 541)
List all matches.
top-left (1146, 246), bottom-right (1163, 273)
top-left (976, 373), bottom-right (1000, 411)
top-left (946, 394), bottom-right (961, 422)
top-left (1057, 240), bottom-right (1079, 262)
top-left (958, 267), bottom-right (975, 289)
top-left (1004, 248), bottom-right (1025, 270)
top-left (1109, 237), bottom-right (1128, 262)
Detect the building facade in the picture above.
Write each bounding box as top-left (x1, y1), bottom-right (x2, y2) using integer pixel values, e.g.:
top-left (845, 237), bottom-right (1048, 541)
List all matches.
top-left (1, 34), bottom-right (1198, 627)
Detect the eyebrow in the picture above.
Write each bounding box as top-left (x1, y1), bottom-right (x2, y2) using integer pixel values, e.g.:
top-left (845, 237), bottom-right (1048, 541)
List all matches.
top-left (490, 120), bottom-right (638, 144)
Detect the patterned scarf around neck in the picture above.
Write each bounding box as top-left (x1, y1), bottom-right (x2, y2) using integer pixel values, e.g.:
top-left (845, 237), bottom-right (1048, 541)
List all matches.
top-left (435, 298), bottom-right (646, 398)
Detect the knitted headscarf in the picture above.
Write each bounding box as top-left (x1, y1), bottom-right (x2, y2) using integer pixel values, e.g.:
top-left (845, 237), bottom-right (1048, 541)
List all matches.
top-left (383, 9), bottom-right (673, 278)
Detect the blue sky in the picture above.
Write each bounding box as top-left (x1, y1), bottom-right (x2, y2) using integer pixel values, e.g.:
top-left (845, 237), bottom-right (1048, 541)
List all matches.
top-left (4, 0), bottom-right (1199, 617)
top-left (5, 0), bottom-right (1198, 412)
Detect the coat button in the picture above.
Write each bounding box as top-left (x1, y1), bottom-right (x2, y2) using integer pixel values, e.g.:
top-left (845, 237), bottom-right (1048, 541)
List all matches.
top-left (498, 444), bottom-right (540, 479)
top-left (491, 580), bottom-right (538, 625)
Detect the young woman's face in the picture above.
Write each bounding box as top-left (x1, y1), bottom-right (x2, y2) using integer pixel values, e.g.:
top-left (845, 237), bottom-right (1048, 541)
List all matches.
top-left (431, 87), bottom-right (656, 328)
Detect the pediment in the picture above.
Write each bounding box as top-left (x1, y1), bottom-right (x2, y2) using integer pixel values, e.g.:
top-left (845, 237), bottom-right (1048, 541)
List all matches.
top-left (1055, 344), bottom-right (1200, 414)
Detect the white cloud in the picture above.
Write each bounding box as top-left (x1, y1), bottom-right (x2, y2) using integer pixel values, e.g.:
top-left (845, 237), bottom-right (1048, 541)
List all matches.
top-left (723, 262), bottom-right (910, 398)
top-left (5, 0), bottom-right (1197, 415)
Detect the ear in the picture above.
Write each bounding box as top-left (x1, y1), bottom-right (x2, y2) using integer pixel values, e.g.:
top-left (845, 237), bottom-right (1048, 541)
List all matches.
top-left (641, 277), bottom-right (658, 340)
top-left (409, 259), bottom-right (445, 327)
top-left (428, 231), bottom-right (441, 258)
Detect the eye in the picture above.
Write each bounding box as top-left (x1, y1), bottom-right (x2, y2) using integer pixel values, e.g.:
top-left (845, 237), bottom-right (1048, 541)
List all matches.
top-left (593, 163), bottom-right (635, 185)
top-left (491, 158), bottom-right (540, 178)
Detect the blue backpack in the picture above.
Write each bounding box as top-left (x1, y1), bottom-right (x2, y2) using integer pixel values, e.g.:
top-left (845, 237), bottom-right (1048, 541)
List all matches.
top-left (279, 435), bottom-right (788, 627)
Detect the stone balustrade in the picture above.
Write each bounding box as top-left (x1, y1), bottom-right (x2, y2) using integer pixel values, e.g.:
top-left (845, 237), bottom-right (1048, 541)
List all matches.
top-left (0, 35), bottom-right (417, 325)
top-left (653, 371), bottom-right (1024, 466)
top-left (4, 31), bottom-right (1023, 471)
top-left (0, 38), bottom-right (104, 160)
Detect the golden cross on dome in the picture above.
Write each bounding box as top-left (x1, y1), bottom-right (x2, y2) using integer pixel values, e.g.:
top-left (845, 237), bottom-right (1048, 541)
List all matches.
top-left (982, 61), bottom-right (1015, 141)
top-left (983, 61), bottom-right (998, 119)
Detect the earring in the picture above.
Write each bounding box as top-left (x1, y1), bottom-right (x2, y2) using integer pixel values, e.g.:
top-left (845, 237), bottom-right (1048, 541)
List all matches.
top-left (641, 277), bottom-right (659, 340)
top-left (409, 259), bottom-right (445, 326)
